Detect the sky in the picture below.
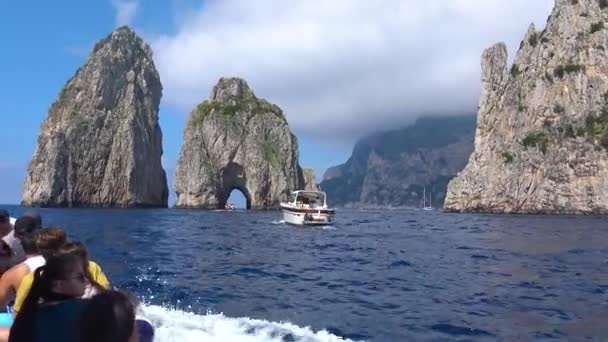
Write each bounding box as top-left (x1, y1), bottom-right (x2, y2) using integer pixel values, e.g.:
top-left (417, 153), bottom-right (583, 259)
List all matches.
top-left (0, 0), bottom-right (554, 206)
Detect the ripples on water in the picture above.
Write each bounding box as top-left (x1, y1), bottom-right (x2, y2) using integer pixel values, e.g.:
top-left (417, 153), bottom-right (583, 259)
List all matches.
top-left (2, 206), bottom-right (607, 341)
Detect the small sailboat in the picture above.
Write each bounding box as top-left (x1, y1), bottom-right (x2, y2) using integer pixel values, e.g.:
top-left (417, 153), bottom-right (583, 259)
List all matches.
top-left (422, 186), bottom-right (433, 211)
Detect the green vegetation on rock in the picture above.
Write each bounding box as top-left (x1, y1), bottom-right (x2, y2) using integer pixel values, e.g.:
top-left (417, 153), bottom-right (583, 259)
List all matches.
top-left (554, 63), bottom-right (585, 78)
top-left (584, 106), bottom-right (608, 149)
top-left (518, 104), bottom-right (527, 112)
top-left (502, 152), bottom-right (514, 163)
top-left (261, 140), bottom-right (281, 169)
top-left (522, 131), bottom-right (549, 154)
top-left (528, 32), bottom-right (539, 47)
top-left (535, 105), bottom-right (608, 151)
top-left (553, 104), bottom-right (565, 114)
top-left (591, 21), bottom-right (604, 34)
top-left (564, 124), bottom-right (576, 138)
top-left (510, 64), bottom-right (520, 77)
top-left (191, 96), bottom-right (278, 126)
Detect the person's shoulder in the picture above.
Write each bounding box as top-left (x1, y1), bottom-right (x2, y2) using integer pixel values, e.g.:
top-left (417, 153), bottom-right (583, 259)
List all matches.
top-left (87, 261), bottom-right (102, 272)
top-left (3, 263), bottom-right (27, 280)
top-left (86, 260), bottom-right (110, 288)
top-left (39, 298), bottom-right (87, 316)
top-left (19, 270), bottom-right (34, 285)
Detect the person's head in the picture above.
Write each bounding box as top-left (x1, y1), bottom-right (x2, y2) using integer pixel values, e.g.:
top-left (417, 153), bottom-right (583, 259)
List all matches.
top-left (35, 228), bottom-right (67, 257)
top-left (14, 216), bottom-right (42, 254)
top-left (53, 241), bottom-right (101, 287)
top-left (39, 254), bottom-right (87, 298)
top-left (54, 240), bottom-right (88, 261)
top-left (10, 253), bottom-right (87, 342)
top-left (80, 290), bottom-right (139, 342)
top-left (21, 211), bottom-right (42, 229)
top-left (0, 209), bottom-right (12, 237)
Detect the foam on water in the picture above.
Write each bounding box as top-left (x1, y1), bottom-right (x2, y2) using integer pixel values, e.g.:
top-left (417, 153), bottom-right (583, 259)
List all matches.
top-left (139, 304), bottom-right (357, 342)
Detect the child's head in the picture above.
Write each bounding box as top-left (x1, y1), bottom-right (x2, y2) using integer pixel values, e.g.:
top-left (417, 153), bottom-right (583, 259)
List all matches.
top-left (80, 290), bottom-right (140, 342)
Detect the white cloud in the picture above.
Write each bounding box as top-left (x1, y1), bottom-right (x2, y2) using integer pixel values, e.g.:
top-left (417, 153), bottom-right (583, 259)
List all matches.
top-left (151, 0), bottom-right (554, 145)
top-left (112, 0), bottom-right (138, 27)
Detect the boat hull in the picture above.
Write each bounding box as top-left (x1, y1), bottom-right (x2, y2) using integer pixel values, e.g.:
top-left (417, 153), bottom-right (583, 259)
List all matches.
top-left (281, 206), bottom-right (334, 226)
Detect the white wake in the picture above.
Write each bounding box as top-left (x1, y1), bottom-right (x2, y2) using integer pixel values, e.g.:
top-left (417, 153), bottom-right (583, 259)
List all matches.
top-left (139, 304), bottom-right (357, 342)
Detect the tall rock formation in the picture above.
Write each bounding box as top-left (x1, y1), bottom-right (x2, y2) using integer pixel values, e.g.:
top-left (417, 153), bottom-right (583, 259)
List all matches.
top-left (320, 116), bottom-right (475, 207)
top-left (302, 168), bottom-right (320, 191)
top-left (445, 0), bottom-right (608, 214)
top-left (22, 26), bottom-right (168, 208)
top-left (174, 77), bottom-right (306, 209)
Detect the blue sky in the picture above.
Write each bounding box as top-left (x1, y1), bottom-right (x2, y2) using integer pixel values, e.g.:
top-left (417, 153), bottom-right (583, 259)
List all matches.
top-left (0, 0), bottom-right (351, 206)
top-left (0, 0), bottom-right (553, 206)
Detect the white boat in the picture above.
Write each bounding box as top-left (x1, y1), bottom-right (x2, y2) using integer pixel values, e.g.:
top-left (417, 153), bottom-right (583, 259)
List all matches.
top-left (225, 202), bottom-right (236, 210)
top-left (280, 191), bottom-right (335, 226)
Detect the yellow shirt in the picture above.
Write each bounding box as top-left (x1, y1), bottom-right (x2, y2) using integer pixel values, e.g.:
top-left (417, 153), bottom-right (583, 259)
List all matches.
top-left (13, 260), bottom-right (110, 313)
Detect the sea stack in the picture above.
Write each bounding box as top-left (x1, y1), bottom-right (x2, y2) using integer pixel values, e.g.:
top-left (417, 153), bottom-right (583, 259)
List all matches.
top-left (302, 168), bottom-right (320, 191)
top-left (174, 77), bottom-right (305, 209)
top-left (445, 0), bottom-right (608, 214)
top-left (21, 26), bottom-right (168, 208)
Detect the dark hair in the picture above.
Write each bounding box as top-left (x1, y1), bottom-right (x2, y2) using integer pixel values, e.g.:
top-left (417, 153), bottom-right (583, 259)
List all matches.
top-left (35, 228), bottom-right (67, 257)
top-left (54, 241), bottom-right (103, 291)
top-left (21, 211), bottom-right (42, 229)
top-left (14, 217), bottom-right (41, 254)
top-left (79, 290), bottom-right (136, 342)
top-left (9, 253), bottom-right (84, 342)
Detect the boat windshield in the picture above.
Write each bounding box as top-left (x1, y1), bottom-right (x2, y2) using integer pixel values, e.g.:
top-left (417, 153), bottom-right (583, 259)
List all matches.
top-left (294, 192), bottom-right (325, 207)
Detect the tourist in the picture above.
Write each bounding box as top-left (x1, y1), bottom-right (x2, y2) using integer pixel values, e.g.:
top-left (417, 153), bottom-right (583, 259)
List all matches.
top-left (17, 212), bottom-right (41, 231)
top-left (0, 228), bottom-right (65, 307)
top-left (0, 211), bottom-right (17, 274)
top-left (0, 212), bottom-right (11, 238)
top-left (12, 240), bottom-right (110, 316)
top-left (0, 211), bottom-right (43, 274)
top-left (80, 290), bottom-right (155, 342)
top-left (8, 253), bottom-right (88, 342)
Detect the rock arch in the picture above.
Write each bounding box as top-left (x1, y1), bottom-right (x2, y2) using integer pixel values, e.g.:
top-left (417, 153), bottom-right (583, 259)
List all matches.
top-left (218, 162), bottom-right (252, 209)
top-left (174, 77), bottom-right (318, 209)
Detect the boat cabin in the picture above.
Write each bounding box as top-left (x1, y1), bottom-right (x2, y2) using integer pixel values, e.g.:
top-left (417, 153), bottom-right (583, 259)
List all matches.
top-left (288, 191), bottom-right (328, 209)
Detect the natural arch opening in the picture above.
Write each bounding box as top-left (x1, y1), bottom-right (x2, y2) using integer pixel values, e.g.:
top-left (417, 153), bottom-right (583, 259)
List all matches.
top-left (217, 162), bottom-right (252, 209)
top-left (225, 189), bottom-right (249, 209)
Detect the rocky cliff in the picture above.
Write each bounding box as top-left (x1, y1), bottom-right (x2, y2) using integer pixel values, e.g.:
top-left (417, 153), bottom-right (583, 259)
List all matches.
top-left (174, 77), bottom-right (306, 209)
top-left (445, 0), bottom-right (608, 214)
top-left (319, 116), bottom-right (475, 207)
top-left (21, 26), bottom-right (168, 208)
top-left (302, 168), bottom-right (319, 191)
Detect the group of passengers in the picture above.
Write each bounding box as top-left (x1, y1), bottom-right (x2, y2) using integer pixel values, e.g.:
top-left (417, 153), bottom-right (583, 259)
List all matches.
top-left (0, 209), bottom-right (155, 342)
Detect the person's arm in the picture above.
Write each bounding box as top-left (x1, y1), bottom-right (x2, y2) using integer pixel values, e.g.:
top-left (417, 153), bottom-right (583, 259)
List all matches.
top-left (0, 269), bottom-right (16, 308)
top-left (12, 272), bottom-right (33, 318)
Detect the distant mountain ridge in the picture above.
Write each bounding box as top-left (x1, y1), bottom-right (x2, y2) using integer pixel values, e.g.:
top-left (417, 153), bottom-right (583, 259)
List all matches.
top-left (319, 115), bottom-right (476, 208)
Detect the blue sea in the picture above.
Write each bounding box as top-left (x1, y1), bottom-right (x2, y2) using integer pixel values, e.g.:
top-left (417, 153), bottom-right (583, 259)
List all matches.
top-left (2, 205), bottom-right (607, 341)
